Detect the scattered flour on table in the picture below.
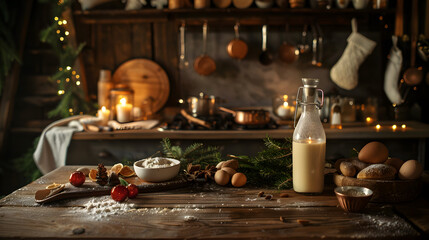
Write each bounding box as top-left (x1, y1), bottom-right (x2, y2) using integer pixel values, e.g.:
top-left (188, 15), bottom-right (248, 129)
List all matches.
top-left (71, 196), bottom-right (202, 221)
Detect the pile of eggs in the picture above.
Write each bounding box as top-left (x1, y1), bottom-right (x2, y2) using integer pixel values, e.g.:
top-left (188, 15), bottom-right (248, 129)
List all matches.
top-left (336, 141), bottom-right (423, 180)
top-left (214, 159), bottom-right (247, 187)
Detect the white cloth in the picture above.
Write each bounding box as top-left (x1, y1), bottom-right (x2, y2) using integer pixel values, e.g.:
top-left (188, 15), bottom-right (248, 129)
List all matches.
top-left (33, 115), bottom-right (89, 174)
top-left (330, 18), bottom-right (376, 90)
top-left (384, 36), bottom-right (403, 105)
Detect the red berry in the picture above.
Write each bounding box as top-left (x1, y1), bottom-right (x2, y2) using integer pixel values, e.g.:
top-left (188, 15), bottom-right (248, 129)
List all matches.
top-left (111, 185), bottom-right (128, 202)
top-left (69, 171), bottom-right (85, 187)
top-left (127, 184), bottom-right (139, 199)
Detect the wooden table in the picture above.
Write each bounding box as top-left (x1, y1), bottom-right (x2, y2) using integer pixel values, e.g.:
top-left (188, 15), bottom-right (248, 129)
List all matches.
top-left (0, 166), bottom-right (428, 239)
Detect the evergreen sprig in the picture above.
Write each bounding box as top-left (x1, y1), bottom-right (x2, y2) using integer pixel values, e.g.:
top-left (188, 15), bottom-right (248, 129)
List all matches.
top-left (234, 137), bottom-right (293, 189)
top-left (160, 138), bottom-right (221, 169)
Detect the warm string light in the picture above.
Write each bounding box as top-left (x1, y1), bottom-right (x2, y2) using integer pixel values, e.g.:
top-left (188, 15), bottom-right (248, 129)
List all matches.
top-left (374, 124), bottom-right (406, 132)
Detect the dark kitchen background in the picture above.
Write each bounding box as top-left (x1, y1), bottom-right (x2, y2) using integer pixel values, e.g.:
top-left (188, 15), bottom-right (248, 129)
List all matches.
top-left (0, 0), bottom-right (428, 195)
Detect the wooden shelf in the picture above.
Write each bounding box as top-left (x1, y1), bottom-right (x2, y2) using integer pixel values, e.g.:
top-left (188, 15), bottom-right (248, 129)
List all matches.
top-left (74, 8), bottom-right (395, 25)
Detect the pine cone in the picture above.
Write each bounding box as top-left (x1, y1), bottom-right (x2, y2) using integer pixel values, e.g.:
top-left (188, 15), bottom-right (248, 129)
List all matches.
top-left (96, 163), bottom-right (108, 186)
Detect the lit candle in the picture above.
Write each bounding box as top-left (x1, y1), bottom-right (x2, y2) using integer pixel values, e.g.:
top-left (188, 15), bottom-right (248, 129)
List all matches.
top-left (392, 124), bottom-right (397, 131)
top-left (366, 117), bottom-right (374, 124)
top-left (375, 124), bottom-right (381, 132)
top-left (97, 106), bottom-right (110, 126)
top-left (276, 100), bottom-right (295, 119)
top-left (116, 98), bottom-right (133, 123)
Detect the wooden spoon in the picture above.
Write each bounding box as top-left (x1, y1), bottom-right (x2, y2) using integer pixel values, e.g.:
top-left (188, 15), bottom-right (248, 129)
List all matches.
top-left (279, 24), bottom-right (299, 64)
top-left (227, 22), bottom-right (248, 60)
top-left (259, 25), bottom-right (273, 65)
top-left (194, 21), bottom-right (216, 76)
top-left (403, 0), bottom-right (423, 86)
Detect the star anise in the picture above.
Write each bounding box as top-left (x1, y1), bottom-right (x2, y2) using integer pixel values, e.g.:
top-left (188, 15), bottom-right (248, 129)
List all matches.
top-left (186, 163), bottom-right (216, 182)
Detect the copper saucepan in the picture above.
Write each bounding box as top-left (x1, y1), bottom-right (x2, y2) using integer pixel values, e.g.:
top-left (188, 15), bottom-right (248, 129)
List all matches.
top-left (227, 22), bottom-right (248, 60)
top-left (194, 21), bottom-right (216, 76)
top-left (218, 107), bottom-right (270, 125)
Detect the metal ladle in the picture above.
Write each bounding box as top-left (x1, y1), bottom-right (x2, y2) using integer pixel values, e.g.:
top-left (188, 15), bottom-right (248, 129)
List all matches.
top-left (403, 0), bottom-right (423, 86)
top-left (259, 25), bottom-right (273, 65)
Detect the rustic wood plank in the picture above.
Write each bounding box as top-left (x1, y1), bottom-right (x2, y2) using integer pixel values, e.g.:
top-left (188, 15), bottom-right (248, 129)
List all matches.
top-left (153, 21), bottom-right (180, 107)
top-left (0, 205), bottom-right (419, 239)
top-left (96, 24), bottom-right (115, 70)
top-left (130, 23), bottom-right (153, 59)
top-left (112, 24), bottom-right (132, 66)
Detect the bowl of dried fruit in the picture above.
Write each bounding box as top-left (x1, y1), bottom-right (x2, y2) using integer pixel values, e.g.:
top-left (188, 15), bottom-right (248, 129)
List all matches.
top-left (133, 157), bottom-right (180, 182)
top-left (334, 186), bottom-right (373, 212)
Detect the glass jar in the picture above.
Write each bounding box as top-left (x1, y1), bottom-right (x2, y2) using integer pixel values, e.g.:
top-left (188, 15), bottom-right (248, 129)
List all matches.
top-left (341, 97), bottom-right (356, 123)
top-left (272, 94), bottom-right (296, 120)
top-left (293, 78), bottom-right (326, 194)
top-left (110, 85), bottom-right (134, 123)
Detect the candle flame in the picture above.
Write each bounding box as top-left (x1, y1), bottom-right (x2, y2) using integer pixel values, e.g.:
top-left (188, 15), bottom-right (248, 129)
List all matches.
top-left (376, 124), bottom-right (381, 130)
top-left (401, 124), bottom-right (406, 129)
top-left (366, 117), bottom-right (372, 123)
top-left (392, 124), bottom-right (397, 130)
top-left (120, 98), bottom-right (127, 105)
top-left (283, 102), bottom-right (288, 107)
top-left (101, 106), bottom-right (106, 111)
top-left (283, 95), bottom-right (288, 101)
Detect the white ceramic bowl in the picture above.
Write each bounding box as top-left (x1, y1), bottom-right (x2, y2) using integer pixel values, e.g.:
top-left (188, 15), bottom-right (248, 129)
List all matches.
top-left (133, 157), bottom-right (181, 182)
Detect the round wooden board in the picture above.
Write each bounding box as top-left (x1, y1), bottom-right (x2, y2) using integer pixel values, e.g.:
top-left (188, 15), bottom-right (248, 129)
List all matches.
top-left (333, 173), bottom-right (422, 203)
top-left (113, 59), bottom-right (170, 113)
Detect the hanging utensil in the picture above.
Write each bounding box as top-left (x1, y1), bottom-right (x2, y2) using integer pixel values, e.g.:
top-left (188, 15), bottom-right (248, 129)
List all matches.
top-left (194, 21), bottom-right (216, 76)
top-left (179, 22), bottom-right (189, 69)
top-left (311, 24), bottom-right (318, 66)
top-left (298, 24), bottom-right (310, 54)
top-left (279, 24), bottom-right (299, 64)
top-left (316, 23), bottom-right (324, 66)
top-left (259, 24), bottom-right (273, 65)
top-left (403, 0), bottom-right (423, 86)
top-left (227, 22), bottom-right (248, 60)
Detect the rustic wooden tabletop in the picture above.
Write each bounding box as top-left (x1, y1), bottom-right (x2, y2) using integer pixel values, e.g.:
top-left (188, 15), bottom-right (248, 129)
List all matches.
top-left (0, 166), bottom-right (427, 239)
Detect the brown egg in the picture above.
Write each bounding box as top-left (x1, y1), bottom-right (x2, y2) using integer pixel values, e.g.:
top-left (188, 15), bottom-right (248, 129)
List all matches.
top-left (384, 158), bottom-right (404, 172)
top-left (221, 167), bottom-right (237, 177)
top-left (214, 170), bottom-right (230, 186)
top-left (398, 160), bottom-right (423, 180)
top-left (358, 141), bottom-right (389, 164)
top-left (231, 173), bottom-right (247, 187)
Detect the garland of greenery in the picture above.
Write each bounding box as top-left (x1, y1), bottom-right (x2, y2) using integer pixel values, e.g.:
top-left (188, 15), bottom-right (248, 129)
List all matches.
top-left (160, 137), bottom-right (293, 189)
top-left (40, 0), bottom-right (94, 118)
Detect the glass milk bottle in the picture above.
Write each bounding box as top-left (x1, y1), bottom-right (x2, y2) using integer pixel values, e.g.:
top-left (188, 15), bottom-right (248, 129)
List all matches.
top-left (292, 78), bottom-right (326, 194)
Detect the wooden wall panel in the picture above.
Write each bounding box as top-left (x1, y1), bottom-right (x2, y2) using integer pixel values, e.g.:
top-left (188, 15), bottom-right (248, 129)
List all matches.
top-left (130, 24), bottom-right (153, 59)
top-left (153, 22), bottom-right (179, 106)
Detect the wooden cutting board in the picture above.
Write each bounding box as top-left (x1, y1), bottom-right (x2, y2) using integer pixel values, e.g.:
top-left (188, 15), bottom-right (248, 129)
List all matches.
top-left (113, 59), bottom-right (170, 114)
top-left (333, 173), bottom-right (422, 203)
top-left (35, 176), bottom-right (189, 204)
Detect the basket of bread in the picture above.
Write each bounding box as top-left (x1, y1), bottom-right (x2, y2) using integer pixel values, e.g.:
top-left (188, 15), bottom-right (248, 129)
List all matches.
top-left (333, 141), bottom-right (423, 202)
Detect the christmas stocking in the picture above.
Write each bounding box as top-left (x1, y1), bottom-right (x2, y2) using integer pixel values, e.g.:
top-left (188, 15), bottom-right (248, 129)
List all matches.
top-left (330, 18), bottom-right (376, 90)
top-left (384, 36), bottom-right (403, 105)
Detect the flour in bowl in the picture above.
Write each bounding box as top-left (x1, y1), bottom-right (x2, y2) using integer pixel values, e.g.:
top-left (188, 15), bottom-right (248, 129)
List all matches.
top-left (141, 157), bottom-right (176, 168)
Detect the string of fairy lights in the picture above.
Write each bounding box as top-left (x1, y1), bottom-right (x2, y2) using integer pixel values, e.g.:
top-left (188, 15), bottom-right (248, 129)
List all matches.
top-left (42, 0), bottom-right (92, 118)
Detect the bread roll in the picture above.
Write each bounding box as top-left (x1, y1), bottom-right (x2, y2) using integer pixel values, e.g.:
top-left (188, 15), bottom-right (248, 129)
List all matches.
top-left (357, 164), bottom-right (396, 180)
top-left (340, 161), bottom-right (356, 177)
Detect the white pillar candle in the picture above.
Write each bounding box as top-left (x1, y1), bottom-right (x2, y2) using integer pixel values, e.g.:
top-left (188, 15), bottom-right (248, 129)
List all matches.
top-left (116, 98), bottom-right (133, 123)
top-left (97, 106), bottom-right (111, 126)
top-left (276, 102), bottom-right (294, 119)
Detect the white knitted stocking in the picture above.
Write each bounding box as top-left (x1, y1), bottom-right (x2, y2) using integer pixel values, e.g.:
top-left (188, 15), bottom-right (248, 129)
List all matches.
top-left (330, 19), bottom-right (376, 90)
top-left (384, 36), bottom-right (403, 105)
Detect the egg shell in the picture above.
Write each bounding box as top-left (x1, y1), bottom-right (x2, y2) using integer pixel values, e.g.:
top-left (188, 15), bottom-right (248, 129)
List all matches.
top-left (358, 141), bottom-right (389, 164)
top-left (215, 170), bottom-right (230, 186)
top-left (340, 161), bottom-right (356, 177)
top-left (231, 172), bottom-right (247, 187)
top-left (384, 158), bottom-right (404, 172)
top-left (221, 167), bottom-right (237, 177)
top-left (223, 159), bottom-right (239, 170)
top-left (398, 160), bottom-right (423, 180)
